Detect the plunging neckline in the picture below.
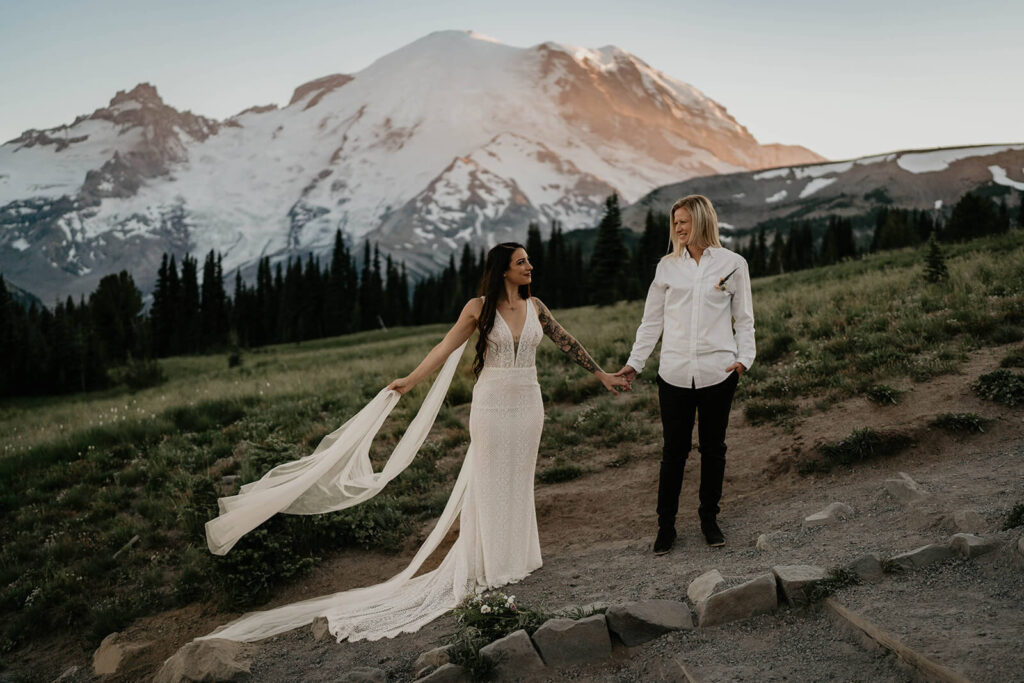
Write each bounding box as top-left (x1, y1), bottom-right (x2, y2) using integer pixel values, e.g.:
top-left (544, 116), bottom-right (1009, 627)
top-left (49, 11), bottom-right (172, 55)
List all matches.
top-left (495, 298), bottom-right (532, 366)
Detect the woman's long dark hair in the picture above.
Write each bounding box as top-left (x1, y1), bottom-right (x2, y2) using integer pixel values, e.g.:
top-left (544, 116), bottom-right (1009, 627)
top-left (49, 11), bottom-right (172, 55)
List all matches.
top-left (473, 242), bottom-right (531, 376)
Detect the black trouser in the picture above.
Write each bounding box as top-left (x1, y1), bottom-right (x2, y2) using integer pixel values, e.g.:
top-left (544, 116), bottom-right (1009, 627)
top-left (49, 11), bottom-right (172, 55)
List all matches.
top-left (656, 371), bottom-right (739, 529)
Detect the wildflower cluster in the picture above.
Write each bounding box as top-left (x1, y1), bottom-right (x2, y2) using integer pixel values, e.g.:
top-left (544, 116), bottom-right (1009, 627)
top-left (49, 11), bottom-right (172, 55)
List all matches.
top-left (445, 592), bottom-right (551, 678)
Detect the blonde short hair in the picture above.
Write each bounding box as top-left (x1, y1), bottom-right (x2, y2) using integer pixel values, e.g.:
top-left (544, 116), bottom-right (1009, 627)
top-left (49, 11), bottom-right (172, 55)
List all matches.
top-left (667, 195), bottom-right (721, 257)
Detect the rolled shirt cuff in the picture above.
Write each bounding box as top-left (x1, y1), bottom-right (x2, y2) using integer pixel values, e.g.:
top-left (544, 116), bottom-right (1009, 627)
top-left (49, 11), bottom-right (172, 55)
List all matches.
top-left (625, 356), bottom-right (647, 374)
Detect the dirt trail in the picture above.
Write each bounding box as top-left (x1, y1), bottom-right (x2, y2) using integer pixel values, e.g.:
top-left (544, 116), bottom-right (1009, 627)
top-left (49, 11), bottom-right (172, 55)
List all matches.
top-left (10, 345), bottom-right (1024, 682)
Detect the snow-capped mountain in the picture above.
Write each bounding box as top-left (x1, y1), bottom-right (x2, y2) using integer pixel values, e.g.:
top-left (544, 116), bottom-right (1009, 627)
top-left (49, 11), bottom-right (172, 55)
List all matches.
top-left (0, 30), bottom-right (822, 303)
top-left (621, 143), bottom-right (1024, 238)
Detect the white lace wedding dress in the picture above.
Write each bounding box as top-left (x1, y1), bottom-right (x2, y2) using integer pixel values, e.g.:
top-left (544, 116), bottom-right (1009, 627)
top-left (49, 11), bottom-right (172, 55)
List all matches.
top-left (200, 299), bottom-right (544, 642)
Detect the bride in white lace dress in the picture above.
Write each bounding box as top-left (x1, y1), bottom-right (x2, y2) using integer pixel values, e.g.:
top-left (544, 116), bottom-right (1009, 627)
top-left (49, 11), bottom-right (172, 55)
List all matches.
top-left (200, 242), bottom-right (628, 643)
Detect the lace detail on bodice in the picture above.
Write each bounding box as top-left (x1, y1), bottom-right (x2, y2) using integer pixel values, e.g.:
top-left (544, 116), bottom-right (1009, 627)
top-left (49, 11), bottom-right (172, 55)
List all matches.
top-left (484, 298), bottom-right (543, 369)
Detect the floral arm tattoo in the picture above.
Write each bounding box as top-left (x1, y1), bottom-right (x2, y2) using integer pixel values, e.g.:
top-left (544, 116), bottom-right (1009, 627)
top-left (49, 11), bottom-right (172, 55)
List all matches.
top-left (533, 298), bottom-right (601, 374)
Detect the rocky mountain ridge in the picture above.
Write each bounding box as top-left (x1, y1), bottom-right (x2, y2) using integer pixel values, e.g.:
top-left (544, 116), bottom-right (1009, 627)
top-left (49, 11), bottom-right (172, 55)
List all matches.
top-left (0, 30), bottom-right (821, 303)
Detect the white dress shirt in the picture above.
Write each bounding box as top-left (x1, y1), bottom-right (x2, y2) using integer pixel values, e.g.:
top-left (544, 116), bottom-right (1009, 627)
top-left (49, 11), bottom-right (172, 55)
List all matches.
top-left (626, 246), bottom-right (756, 389)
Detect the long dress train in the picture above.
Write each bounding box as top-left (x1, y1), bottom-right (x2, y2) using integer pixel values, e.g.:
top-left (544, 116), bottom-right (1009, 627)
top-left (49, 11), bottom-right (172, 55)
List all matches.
top-left (200, 299), bottom-right (544, 642)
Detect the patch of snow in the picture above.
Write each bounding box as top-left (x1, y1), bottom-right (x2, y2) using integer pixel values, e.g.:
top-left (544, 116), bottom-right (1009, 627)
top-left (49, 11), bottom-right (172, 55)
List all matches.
top-left (934, 200), bottom-right (943, 210)
top-left (855, 153), bottom-right (896, 166)
top-left (896, 145), bottom-right (1024, 174)
top-left (753, 168), bottom-right (790, 180)
top-left (765, 190), bottom-right (788, 204)
top-left (11, 237), bottom-right (29, 251)
top-left (732, 192), bottom-right (745, 199)
top-left (793, 161), bottom-right (853, 179)
top-left (799, 177), bottom-right (837, 198)
top-left (988, 165), bottom-right (1024, 191)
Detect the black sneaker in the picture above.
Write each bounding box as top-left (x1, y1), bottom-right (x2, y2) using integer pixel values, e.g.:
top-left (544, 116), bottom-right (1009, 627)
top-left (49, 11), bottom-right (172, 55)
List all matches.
top-left (700, 517), bottom-right (725, 547)
top-left (653, 527), bottom-right (676, 555)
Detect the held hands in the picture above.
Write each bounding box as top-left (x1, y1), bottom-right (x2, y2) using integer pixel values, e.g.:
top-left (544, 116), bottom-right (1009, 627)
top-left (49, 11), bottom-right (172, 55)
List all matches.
top-left (613, 365), bottom-right (637, 384)
top-left (596, 370), bottom-right (631, 396)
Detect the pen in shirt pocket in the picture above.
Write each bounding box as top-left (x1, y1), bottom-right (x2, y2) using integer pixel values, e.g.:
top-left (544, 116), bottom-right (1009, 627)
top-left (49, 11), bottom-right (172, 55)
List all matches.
top-left (715, 267), bottom-right (738, 291)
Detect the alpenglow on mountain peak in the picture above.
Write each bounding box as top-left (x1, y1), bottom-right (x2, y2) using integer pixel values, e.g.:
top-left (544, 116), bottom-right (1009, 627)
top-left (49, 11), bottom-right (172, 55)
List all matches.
top-left (0, 30), bottom-right (823, 303)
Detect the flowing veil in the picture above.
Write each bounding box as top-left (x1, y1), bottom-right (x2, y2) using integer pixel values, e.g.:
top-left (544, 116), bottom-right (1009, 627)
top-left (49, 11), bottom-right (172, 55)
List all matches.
top-left (200, 340), bottom-right (472, 642)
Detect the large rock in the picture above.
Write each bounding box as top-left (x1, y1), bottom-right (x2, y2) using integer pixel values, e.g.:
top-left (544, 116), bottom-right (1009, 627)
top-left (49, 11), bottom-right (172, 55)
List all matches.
top-left (888, 543), bottom-right (954, 570)
top-left (414, 645), bottom-right (453, 672)
top-left (846, 553), bottom-right (884, 582)
top-left (478, 629), bottom-right (545, 680)
top-left (687, 569), bottom-right (725, 604)
top-left (697, 574), bottom-right (777, 627)
top-left (772, 565), bottom-right (827, 606)
top-left (532, 614), bottom-right (611, 668)
top-left (803, 502), bottom-right (854, 527)
top-left (1018, 536), bottom-right (1024, 557)
top-left (884, 472), bottom-right (929, 505)
top-left (415, 663), bottom-right (470, 683)
top-left (949, 533), bottom-right (1000, 559)
top-left (605, 599), bottom-right (693, 646)
top-left (339, 668), bottom-right (386, 683)
top-left (310, 616), bottom-right (331, 642)
top-left (953, 509), bottom-right (987, 534)
top-left (92, 632), bottom-right (153, 677)
top-left (153, 639), bottom-right (256, 683)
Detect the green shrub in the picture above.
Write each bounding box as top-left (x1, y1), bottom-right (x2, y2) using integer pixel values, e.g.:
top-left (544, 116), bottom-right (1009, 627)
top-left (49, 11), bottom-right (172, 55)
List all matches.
top-left (168, 397), bottom-right (252, 432)
top-left (1000, 346), bottom-right (1024, 368)
top-left (547, 375), bottom-right (605, 403)
top-left (744, 399), bottom-right (798, 426)
top-left (759, 333), bottom-right (796, 364)
top-left (972, 369), bottom-right (1024, 406)
top-left (108, 357), bottom-right (167, 391)
top-left (930, 413), bottom-right (990, 434)
top-left (863, 384), bottom-right (902, 405)
top-left (800, 428), bottom-right (914, 474)
top-left (538, 462), bottom-right (583, 484)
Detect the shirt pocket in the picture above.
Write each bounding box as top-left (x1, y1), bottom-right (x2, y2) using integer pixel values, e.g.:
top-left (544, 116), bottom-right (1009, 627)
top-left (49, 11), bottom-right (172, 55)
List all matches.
top-left (705, 283), bottom-right (733, 310)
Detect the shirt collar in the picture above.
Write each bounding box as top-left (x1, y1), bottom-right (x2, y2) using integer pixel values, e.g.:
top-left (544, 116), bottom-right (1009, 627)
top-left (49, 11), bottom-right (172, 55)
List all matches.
top-left (682, 246), bottom-right (719, 261)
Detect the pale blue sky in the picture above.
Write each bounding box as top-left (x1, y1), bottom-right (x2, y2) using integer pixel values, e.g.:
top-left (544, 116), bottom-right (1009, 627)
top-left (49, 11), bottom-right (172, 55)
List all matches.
top-left (1, 0), bottom-right (1020, 160)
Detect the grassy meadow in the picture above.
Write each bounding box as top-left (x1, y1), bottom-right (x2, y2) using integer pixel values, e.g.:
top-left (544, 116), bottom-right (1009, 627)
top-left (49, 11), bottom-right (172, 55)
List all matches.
top-left (1, 229), bottom-right (1023, 658)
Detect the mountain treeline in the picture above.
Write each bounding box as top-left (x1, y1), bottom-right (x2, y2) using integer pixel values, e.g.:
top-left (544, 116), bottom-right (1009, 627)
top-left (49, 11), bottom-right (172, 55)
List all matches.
top-left (737, 190), bottom-right (1018, 277)
top-left (1, 189), bottom-right (1020, 398)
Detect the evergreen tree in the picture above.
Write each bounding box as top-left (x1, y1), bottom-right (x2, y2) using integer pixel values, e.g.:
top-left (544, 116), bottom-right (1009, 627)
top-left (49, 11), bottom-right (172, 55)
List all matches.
top-left (543, 221), bottom-right (567, 308)
top-left (179, 254), bottom-right (201, 353)
top-left (923, 230), bottom-right (948, 283)
top-left (89, 270), bottom-right (143, 363)
top-left (150, 254), bottom-right (173, 356)
top-left (0, 276), bottom-right (13, 393)
top-left (458, 243), bottom-right (477, 301)
top-left (767, 228), bottom-right (786, 275)
top-left (359, 243), bottom-right (385, 330)
top-left (637, 209), bottom-right (670, 287)
top-left (200, 250), bottom-right (228, 349)
top-left (945, 192), bottom-right (1004, 241)
top-left (590, 194), bottom-right (626, 306)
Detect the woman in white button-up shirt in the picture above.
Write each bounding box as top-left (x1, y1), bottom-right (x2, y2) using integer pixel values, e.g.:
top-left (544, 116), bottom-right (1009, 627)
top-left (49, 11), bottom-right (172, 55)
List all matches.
top-left (618, 195), bottom-right (755, 554)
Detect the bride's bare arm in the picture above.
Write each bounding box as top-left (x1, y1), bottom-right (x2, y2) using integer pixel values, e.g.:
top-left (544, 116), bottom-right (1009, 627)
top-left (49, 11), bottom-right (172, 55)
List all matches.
top-left (388, 298), bottom-right (481, 394)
